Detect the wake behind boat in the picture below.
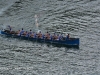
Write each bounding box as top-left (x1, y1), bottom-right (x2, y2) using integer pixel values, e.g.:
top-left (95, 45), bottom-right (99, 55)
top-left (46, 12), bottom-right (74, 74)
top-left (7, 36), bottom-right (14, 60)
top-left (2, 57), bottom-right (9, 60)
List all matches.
top-left (0, 26), bottom-right (79, 48)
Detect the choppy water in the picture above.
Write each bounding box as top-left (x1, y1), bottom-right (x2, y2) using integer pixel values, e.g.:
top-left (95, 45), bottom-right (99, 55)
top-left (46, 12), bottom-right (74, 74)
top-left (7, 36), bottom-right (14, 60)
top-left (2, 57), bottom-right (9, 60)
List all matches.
top-left (0, 0), bottom-right (100, 75)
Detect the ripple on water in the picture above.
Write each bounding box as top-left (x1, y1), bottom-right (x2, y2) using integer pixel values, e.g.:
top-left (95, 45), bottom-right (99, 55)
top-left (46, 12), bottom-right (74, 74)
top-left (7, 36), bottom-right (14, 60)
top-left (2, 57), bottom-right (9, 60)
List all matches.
top-left (0, 0), bottom-right (100, 75)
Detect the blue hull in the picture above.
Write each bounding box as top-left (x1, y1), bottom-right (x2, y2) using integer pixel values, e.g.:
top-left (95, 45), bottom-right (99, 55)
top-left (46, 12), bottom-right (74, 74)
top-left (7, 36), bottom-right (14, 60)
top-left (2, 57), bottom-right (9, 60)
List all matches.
top-left (0, 30), bottom-right (79, 48)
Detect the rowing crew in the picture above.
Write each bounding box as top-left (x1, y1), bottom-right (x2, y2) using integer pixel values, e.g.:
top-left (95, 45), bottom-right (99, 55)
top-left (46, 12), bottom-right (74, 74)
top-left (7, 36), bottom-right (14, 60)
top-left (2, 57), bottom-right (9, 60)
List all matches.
top-left (4, 26), bottom-right (70, 40)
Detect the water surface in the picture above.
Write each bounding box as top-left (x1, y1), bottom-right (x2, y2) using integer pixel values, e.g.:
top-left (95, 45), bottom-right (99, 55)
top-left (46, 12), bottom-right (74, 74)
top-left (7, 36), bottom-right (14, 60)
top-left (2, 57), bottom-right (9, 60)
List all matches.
top-left (0, 0), bottom-right (100, 75)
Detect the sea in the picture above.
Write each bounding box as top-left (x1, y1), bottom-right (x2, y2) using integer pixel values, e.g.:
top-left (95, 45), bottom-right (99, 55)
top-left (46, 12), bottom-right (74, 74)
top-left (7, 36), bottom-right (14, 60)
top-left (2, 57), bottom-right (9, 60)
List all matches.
top-left (0, 0), bottom-right (100, 75)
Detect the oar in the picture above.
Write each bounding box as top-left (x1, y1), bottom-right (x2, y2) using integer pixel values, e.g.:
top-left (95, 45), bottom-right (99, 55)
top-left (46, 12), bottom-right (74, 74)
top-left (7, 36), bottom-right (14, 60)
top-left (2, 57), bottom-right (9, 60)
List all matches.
top-left (35, 14), bottom-right (39, 30)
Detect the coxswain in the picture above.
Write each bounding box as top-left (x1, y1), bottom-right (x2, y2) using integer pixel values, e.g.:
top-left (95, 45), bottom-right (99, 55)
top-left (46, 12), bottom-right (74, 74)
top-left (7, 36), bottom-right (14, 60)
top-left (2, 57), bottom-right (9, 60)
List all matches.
top-left (8, 25), bottom-right (12, 31)
top-left (50, 35), bottom-right (52, 40)
top-left (4, 25), bottom-right (12, 33)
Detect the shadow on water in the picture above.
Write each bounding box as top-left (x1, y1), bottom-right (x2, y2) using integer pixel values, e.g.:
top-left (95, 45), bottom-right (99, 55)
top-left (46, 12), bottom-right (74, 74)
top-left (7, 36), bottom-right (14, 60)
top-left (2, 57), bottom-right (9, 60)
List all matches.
top-left (46, 43), bottom-right (79, 49)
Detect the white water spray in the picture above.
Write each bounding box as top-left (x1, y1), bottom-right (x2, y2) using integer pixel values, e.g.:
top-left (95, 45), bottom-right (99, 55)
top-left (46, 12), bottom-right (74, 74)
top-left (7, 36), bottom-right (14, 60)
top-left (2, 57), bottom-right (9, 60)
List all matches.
top-left (35, 14), bottom-right (38, 29)
top-left (34, 14), bottom-right (41, 33)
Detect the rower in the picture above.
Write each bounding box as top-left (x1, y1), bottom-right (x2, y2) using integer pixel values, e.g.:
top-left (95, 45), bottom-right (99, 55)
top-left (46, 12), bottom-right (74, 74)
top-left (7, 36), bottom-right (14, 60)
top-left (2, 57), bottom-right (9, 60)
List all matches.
top-left (30, 32), bottom-right (34, 37)
top-left (45, 31), bottom-right (49, 39)
top-left (52, 33), bottom-right (56, 40)
top-left (33, 32), bottom-right (37, 38)
top-left (66, 34), bottom-right (70, 40)
top-left (20, 28), bottom-right (24, 35)
top-left (23, 31), bottom-right (27, 36)
top-left (59, 34), bottom-right (63, 40)
top-left (29, 29), bottom-right (32, 37)
top-left (38, 31), bottom-right (42, 38)
top-left (25, 31), bottom-right (29, 37)
top-left (55, 34), bottom-right (59, 40)
top-left (16, 30), bottom-right (20, 36)
top-left (7, 25), bottom-right (16, 34)
top-left (42, 34), bottom-right (45, 39)
top-left (46, 33), bottom-right (50, 40)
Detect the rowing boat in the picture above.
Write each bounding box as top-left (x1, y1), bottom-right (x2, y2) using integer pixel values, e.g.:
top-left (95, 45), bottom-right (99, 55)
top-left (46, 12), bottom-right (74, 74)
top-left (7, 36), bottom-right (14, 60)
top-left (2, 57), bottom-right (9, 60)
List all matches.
top-left (0, 30), bottom-right (79, 48)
